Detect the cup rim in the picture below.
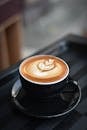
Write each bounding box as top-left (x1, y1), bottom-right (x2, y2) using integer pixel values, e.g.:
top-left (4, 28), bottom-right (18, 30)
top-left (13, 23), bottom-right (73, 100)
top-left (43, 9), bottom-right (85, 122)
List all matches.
top-left (19, 55), bottom-right (69, 85)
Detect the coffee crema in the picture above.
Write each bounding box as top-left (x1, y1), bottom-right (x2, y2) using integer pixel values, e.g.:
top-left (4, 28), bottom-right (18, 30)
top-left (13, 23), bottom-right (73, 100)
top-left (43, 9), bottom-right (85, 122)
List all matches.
top-left (20, 55), bottom-right (69, 84)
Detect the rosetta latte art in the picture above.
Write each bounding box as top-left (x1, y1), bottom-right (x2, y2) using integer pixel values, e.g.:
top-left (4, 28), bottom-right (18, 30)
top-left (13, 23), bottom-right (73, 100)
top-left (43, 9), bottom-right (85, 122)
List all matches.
top-left (20, 55), bottom-right (69, 83)
top-left (37, 59), bottom-right (56, 72)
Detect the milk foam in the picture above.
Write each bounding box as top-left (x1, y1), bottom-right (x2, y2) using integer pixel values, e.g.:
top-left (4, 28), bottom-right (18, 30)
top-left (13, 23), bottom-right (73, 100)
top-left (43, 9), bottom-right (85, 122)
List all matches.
top-left (20, 55), bottom-right (69, 83)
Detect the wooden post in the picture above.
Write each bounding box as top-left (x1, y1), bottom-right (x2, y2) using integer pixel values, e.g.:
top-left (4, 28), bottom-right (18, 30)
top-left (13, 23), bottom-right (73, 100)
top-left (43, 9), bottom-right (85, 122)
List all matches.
top-left (0, 30), bottom-right (10, 71)
top-left (6, 18), bottom-right (22, 65)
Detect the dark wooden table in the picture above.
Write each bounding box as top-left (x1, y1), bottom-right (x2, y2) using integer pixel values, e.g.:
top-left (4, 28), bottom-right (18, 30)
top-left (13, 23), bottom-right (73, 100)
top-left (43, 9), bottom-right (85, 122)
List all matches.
top-left (0, 34), bottom-right (87, 130)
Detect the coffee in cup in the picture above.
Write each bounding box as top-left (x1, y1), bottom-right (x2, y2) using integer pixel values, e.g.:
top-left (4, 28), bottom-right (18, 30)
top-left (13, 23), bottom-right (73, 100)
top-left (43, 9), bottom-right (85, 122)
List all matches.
top-left (19, 55), bottom-right (69, 98)
top-left (20, 55), bottom-right (69, 84)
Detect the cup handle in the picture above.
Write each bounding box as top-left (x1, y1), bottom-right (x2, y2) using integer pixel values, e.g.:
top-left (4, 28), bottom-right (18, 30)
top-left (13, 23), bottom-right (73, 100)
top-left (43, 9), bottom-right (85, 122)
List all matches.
top-left (60, 76), bottom-right (78, 94)
top-left (66, 76), bottom-right (78, 86)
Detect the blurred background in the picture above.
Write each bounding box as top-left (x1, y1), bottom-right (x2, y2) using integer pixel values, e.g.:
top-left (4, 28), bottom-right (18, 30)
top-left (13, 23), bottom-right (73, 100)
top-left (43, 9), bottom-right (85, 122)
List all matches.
top-left (22, 0), bottom-right (87, 57)
top-left (0, 0), bottom-right (87, 71)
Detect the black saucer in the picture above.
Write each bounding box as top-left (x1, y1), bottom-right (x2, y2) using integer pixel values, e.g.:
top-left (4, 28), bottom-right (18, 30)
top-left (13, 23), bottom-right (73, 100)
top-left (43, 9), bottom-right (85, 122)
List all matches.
top-left (11, 79), bottom-right (81, 118)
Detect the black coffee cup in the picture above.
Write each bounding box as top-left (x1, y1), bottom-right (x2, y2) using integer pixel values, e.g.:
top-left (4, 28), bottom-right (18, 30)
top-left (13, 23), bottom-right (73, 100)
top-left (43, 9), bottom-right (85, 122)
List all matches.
top-left (19, 55), bottom-right (72, 99)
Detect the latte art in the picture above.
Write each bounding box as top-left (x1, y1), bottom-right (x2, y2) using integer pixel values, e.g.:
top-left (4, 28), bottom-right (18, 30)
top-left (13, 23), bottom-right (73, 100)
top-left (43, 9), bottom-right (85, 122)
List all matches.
top-left (20, 55), bottom-right (69, 84)
top-left (37, 59), bottom-right (56, 72)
